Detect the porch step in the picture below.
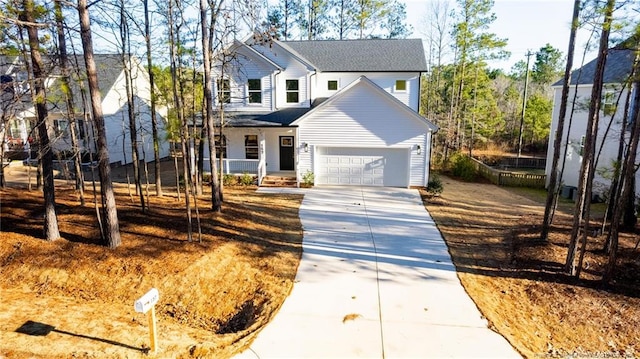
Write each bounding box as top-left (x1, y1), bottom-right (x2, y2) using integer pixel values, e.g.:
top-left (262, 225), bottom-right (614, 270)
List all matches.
top-left (260, 175), bottom-right (297, 188)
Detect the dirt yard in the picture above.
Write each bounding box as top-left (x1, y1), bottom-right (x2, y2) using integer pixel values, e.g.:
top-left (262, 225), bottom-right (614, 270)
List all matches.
top-left (0, 162), bottom-right (303, 358)
top-left (2, 161), bottom-right (640, 358)
top-left (423, 176), bottom-right (640, 358)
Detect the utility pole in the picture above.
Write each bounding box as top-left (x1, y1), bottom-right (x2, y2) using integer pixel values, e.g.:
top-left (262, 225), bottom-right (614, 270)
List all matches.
top-left (516, 50), bottom-right (533, 166)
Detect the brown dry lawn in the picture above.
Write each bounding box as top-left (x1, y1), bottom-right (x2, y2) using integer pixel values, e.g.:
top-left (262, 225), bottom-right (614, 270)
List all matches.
top-left (422, 176), bottom-right (640, 358)
top-left (1, 162), bottom-right (303, 358)
top-left (1, 162), bottom-right (640, 358)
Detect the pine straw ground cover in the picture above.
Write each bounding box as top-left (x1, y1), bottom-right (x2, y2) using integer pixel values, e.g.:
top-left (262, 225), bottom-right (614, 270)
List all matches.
top-left (422, 176), bottom-right (640, 358)
top-left (0, 182), bottom-right (303, 358)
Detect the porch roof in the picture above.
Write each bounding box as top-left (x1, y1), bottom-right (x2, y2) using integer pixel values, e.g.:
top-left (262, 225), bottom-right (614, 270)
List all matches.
top-left (220, 98), bottom-right (328, 127)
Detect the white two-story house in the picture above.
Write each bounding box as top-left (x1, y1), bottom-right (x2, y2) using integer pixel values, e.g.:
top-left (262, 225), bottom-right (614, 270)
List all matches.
top-left (210, 37), bottom-right (438, 188)
top-left (4, 54), bottom-right (169, 167)
top-left (545, 39), bottom-right (639, 198)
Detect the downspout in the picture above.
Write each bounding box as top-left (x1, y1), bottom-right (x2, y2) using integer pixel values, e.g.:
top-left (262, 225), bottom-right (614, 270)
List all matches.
top-left (418, 71), bottom-right (422, 114)
top-left (309, 70), bottom-right (317, 107)
top-left (298, 70), bottom-right (317, 187)
top-left (425, 130), bottom-right (432, 186)
top-left (273, 69), bottom-right (281, 111)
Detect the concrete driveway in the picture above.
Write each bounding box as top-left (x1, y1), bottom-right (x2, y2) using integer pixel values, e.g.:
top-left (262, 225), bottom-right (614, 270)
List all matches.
top-left (237, 186), bottom-right (520, 358)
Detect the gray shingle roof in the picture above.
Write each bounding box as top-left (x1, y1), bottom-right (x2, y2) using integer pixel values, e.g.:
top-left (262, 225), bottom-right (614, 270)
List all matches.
top-left (223, 98), bottom-right (328, 127)
top-left (280, 39), bottom-right (427, 72)
top-left (553, 38), bottom-right (638, 86)
top-left (48, 54), bottom-right (124, 107)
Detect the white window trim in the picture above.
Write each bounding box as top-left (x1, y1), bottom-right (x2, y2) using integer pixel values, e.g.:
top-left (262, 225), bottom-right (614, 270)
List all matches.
top-left (216, 78), bottom-right (231, 104)
top-left (601, 89), bottom-right (617, 115)
top-left (327, 80), bottom-right (339, 91)
top-left (286, 79), bottom-right (299, 104)
top-left (394, 79), bottom-right (407, 93)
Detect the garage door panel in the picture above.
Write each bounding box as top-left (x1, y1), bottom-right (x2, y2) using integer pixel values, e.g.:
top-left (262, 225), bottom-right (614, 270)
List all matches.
top-left (316, 147), bottom-right (408, 187)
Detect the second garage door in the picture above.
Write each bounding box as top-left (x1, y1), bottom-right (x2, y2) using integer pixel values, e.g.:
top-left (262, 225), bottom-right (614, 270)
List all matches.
top-left (315, 147), bottom-right (409, 187)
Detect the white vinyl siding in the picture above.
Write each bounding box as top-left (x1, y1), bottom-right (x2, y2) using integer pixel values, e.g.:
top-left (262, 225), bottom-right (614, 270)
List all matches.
top-left (297, 81), bottom-right (430, 187)
top-left (545, 84), bottom-right (638, 194)
top-left (100, 60), bottom-right (169, 166)
top-left (313, 72), bottom-right (420, 110)
top-left (212, 45), bottom-right (276, 111)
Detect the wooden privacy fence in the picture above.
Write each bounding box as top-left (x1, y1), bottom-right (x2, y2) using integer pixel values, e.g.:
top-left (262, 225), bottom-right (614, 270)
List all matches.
top-left (499, 156), bottom-right (546, 170)
top-left (470, 157), bottom-right (546, 189)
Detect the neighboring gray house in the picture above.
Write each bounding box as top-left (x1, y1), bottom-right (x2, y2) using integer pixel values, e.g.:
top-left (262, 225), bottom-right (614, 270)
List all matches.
top-left (209, 38), bottom-right (438, 187)
top-left (545, 38), bottom-right (639, 197)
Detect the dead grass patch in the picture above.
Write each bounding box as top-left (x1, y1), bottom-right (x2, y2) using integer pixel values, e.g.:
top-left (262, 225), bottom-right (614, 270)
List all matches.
top-left (422, 176), bottom-right (640, 358)
top-left (0, 182), bottom-right (303, 358)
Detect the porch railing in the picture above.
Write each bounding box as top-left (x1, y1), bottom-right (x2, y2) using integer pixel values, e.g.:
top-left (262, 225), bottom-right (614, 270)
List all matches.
top-left (221, 159), bottom-right (259, 174)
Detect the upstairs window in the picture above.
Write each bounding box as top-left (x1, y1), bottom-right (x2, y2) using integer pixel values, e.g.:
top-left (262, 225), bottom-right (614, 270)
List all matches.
top-left (245, 135), bottom-right (258, 159)
top-left (8, 119), bottom-right (22, 138)
top-left (217, 78), bottom-right (230, 104)
top-left (77, 118), bottom-right (87, 140)
top-left (395, 80), bottom-right (407, 92)
top-left (328, 80), bottom-right (338, 91)
top-left (601, 90), bottom-right (616, 116)
top-left (286, 79), bottom-right (299, 103)
top-left (53, 119), bottom-right (68, 138)
top-left (248, 79), bottom-right (261, 104)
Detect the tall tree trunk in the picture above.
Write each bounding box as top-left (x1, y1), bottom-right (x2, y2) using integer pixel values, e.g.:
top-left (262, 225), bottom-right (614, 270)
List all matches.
top-left (54, 0), bottom-right (85, 205)
top-left (78, 0), bottom-right (122, 248)
top-left (540, 0), bottom-right (580, 241)
top-left (565, 0), bottom-right (615, 276)
top-left (169, 0), bottom-right (193, 240)
top-left (602, 78), bottom-right (635, 243)
top-left (201, 0), bottom-right (222, 212)
top-left (143, 0), bottom-right (163, 197)
top-left (23, 0), bottom-right (61, 241)
top-left (119, 3), bottom-right (145, 212)
top-left (603, 62), bottom-right (640, 283)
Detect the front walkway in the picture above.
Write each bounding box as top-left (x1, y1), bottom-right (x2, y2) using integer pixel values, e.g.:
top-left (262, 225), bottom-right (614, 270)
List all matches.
top-left (237, 186), bottom-right (521, 358)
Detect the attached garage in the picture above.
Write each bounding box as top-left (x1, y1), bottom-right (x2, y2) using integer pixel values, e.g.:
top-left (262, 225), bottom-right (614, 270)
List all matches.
top-left (315, 147), bottom-right (410, 187)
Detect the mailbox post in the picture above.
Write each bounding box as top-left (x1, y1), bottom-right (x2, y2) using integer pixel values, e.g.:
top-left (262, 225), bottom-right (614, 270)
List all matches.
top-left (135, 288), bottom-right (159, 353)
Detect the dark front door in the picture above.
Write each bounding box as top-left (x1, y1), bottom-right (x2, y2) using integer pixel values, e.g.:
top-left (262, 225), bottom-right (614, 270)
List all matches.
top-left (279, 136), bottom-right (295, 171)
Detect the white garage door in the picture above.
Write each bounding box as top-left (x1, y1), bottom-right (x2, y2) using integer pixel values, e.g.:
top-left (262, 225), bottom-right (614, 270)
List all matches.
top-left (316, 147), bottom-right (409, 187)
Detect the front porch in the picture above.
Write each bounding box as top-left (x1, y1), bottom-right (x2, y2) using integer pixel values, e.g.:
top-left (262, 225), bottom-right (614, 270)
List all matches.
top-left (217, 158), bottom-right (297, 187)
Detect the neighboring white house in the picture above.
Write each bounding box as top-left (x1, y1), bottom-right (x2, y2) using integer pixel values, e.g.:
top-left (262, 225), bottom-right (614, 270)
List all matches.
top-left (208, 37), bottom-right (438, 188)
top-left (5, 54), bottom-right (169, 166)
top-left (545, 39), bottom-right (639, 198)
top-left (1, 56), bottom-right (31, 160)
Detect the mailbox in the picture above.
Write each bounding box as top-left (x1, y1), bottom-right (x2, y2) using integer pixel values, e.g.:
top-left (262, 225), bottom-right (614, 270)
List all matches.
top-left (134, 288), bottom-right (159, 314)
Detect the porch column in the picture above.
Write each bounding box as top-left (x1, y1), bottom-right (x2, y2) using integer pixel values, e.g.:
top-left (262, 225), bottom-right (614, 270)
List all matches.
top-left (258, 131), bottom-right (266, 184)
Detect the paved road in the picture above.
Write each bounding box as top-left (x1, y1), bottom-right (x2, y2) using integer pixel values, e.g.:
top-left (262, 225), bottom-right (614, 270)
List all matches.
top-left (237, 186), bottom-right (521, 358)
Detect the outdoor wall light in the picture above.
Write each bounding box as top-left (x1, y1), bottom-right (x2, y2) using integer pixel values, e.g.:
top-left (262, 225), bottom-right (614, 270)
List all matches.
top-left (417, 145), bottom-right (422, 155)
top-left (303, 142), bottom-right (309, 152)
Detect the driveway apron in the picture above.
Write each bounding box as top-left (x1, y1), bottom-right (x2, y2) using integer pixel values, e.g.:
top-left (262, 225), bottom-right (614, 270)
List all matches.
top-left (237, 186), bottom-right (520, 358)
